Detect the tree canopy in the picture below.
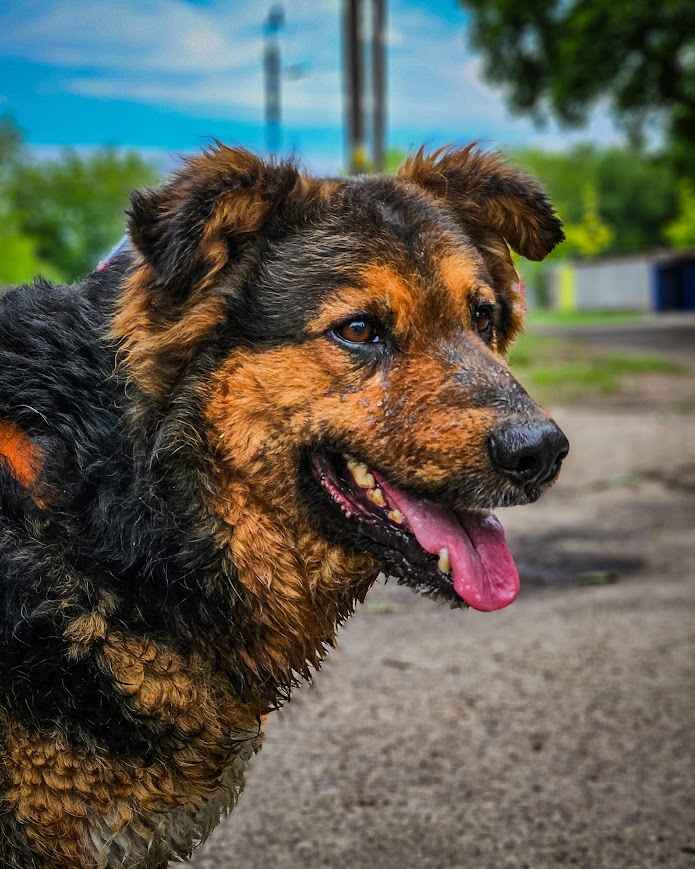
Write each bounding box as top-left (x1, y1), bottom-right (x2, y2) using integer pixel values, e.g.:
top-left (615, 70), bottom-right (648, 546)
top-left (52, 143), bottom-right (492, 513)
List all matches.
top-left (512, 144), bottom-right (678, 256)
top-left (0, 117), bottom-right (158, 285)
top-left (460, 0), bottom-right (695, 172)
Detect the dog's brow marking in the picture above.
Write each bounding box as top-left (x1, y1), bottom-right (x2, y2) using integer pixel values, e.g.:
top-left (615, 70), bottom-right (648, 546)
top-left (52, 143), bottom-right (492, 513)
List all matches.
top-left (438, 252), bottom-right (481, 305)
top-left (0, 420), bottom-right (42, 488)
top-left (359, 263), bottom-right (417, 335)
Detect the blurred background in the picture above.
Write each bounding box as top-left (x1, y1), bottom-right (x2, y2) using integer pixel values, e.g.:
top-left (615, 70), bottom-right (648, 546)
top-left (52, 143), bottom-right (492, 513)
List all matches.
top-left (2, 2), bottom-right (693, 867)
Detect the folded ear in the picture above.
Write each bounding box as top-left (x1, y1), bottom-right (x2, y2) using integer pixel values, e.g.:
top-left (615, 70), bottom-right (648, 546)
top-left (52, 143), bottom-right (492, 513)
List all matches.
top-left (128, 144), bottom-right (304, 298)
top-left (115, 145), bottom-right (333, 408)
top-left (398, 145), bottom-right (564, 260)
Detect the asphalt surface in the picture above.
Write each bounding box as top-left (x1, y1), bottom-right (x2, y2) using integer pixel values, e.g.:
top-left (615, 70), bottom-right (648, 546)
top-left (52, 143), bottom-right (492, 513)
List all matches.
top-left (184, 321), bottom-right (695, 869)
top-left (535, 312), bottom-right (695, 364)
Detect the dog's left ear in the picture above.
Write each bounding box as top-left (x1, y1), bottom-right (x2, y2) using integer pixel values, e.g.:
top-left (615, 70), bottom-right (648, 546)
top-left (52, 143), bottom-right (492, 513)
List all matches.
top-left (398, 145), bottom-right (564, 260)
top-left (128, 144), bottom-right (312, 297)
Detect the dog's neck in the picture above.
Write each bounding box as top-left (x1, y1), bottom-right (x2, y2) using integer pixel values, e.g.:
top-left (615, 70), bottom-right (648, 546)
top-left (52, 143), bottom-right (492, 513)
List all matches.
top-left (113, 413), bottom-right (377, 709)
top-left (205, 460), bottom-right (379, 700)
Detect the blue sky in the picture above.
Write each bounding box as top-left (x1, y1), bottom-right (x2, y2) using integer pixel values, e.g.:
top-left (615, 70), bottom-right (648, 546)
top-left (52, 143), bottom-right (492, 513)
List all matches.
top-left (0, 0), bottom-right (624, 173)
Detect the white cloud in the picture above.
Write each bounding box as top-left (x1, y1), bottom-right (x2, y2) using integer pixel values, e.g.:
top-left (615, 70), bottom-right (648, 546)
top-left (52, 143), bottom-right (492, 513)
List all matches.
top-left (0, 0), bottom-right (263, 73)
top-left (384, 3), bottom-right (626, 150)
top-left (1, 0), bottom-right (630, 152)
top-left (2, 0), bottom-right (344, 125)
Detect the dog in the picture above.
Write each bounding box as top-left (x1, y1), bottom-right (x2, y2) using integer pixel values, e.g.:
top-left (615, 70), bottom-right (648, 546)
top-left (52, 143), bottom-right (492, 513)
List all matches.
top-left (0, 144), bottom-right (568, 868)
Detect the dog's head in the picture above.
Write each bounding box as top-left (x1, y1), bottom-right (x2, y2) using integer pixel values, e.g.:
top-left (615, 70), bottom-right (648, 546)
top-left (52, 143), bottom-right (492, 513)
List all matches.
top-left (117, 143), bottom-right (567, 656)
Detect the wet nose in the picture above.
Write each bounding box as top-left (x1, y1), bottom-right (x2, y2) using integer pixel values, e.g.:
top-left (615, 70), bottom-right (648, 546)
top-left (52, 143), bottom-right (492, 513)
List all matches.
top-left (488, 420), bottom-right (569, 488)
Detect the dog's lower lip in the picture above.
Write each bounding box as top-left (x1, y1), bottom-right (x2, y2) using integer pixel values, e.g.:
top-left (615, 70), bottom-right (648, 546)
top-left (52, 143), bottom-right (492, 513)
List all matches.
top-left (310, 450), bottom-right (520, 611)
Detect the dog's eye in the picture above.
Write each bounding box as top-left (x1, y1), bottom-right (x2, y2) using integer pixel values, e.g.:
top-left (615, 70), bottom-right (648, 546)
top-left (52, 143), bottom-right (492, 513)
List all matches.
top-left (332, 318), bottom-right (382, 346)
top-left (473, 304), bottom-right (495, 342)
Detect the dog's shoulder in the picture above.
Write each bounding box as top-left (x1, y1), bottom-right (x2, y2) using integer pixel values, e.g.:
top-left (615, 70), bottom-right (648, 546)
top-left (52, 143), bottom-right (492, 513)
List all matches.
top-left (0, 269), bottom-right (124, 503)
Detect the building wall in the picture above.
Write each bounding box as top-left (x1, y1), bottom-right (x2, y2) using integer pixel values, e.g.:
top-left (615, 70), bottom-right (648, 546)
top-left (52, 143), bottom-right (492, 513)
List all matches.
top-left (575, 259), bottom-right (653, 310)
top-left (550, 258), bottom-right (654, 311)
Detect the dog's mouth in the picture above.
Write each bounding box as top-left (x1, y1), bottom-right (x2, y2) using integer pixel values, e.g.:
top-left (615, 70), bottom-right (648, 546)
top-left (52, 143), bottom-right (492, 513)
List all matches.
top-left (311, 451), bottom-right (519, 611)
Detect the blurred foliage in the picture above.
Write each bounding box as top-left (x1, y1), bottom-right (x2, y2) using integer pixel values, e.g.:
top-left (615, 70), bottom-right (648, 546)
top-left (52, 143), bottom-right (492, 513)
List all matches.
top-left (460, 0), bottom-right (695, 177)
top-left (665, 181), bottom-right (695, 249)
top-left (0, 117), bottom-right (59, 284)
top-left (385, 148), bottom-right (408, 173)
top-left (0, 116), bottom-right (158, 285)
top-left (0, 226), bottom-right (63, 286)
top-left (562, 186), bottom-right (614, 257)
top-left (513, 145), bottom-right (677, 256)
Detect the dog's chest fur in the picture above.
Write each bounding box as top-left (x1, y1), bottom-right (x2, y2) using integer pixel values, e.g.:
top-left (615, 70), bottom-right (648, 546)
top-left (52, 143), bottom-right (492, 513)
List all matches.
top-left (82, 746), bottom-right (256, 868)
top-left (1, 635), bottom-right (264, 868)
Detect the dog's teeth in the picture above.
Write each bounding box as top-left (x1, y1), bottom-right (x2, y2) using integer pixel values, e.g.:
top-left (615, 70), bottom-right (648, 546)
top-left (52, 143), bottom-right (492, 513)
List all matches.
top-left (438, 547), bottom-right (451, 575)
top-left (387, 509), bottom-right (404, 525)
top-left (350, 461), bottom-right (375, 489)
top-left (367, 487), bottom-right (386, 507)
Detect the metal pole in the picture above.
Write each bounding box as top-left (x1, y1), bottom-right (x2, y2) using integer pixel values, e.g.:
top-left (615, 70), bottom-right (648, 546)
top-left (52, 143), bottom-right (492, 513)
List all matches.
top-left (264, 6), bottom-right (284, 156)
top-left (343, 0), bottom-right (366, 173)
top-left (371, 0), bottom-right (386, 172)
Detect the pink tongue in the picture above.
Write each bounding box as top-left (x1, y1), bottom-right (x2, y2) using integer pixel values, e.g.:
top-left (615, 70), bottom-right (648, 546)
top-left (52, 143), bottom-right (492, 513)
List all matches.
top-left (375, 477), bottom-right (520, 612)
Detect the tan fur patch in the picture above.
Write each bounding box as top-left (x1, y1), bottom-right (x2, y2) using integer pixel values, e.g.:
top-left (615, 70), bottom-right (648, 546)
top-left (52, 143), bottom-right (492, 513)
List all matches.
top-left (0, 420), bottom-right (42, 488)
top-left (438, 251), bottom-right (479, 295)
top-left (101, 633), bottom-right (210, 735)
top-left (195, 190), bottom-right (267, 292)
top-left (205, 345), bottom-right (380, 682)
top-left (360, 263), bottom-right (419, 336)
top-left (111, 261), bottom-right (226, 399)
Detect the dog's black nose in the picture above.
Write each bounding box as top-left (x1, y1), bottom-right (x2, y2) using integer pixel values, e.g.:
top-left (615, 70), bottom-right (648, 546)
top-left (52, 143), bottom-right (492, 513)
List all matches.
top-left (488, 420), bottom-right (569, 488)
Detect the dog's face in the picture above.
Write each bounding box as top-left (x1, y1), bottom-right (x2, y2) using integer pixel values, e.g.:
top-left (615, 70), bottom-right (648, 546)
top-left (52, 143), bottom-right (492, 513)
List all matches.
top-left (117, 145), bottom-right (568, 654)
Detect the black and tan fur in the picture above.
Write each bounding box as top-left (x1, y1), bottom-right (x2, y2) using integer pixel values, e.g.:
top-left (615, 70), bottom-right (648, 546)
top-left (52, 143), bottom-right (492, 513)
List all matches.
top-left (0, 144), bottom-right (564, 867)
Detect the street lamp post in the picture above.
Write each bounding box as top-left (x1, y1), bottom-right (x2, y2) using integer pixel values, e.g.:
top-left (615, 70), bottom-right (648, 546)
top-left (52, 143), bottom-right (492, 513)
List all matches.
top-left (264, 5), bottom-right (285, 157)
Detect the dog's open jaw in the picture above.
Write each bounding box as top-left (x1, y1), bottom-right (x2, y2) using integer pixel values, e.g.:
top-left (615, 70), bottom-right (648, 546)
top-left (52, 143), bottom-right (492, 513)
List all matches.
top-left (311, 452), bottom-right (519, 612)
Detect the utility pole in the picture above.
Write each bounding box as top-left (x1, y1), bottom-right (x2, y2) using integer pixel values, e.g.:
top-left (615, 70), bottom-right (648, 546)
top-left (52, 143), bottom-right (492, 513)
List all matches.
top-left (342, 0), bottom-right (387, 174)
top-left (371, 0), bottom-right (386, 172)
top-left (264, 5), bottom-right (284, 156)
top-left (343, 0), bottom-right (367, 173)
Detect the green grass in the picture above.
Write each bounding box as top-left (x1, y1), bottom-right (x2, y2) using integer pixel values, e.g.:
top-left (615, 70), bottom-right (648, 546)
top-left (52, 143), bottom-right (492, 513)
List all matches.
top-left (527, 309), bottom-right (646, 329)
top-left (509, 333), bottom-right (684, 398)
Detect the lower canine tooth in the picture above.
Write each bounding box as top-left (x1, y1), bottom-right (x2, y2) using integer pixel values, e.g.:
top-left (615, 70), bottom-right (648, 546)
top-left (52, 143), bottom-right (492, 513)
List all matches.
top-left (438, 547), bottom-right (451, 575)
top-left (367, 487), bottom-right (385, 507)
top-left (388, 509), bottom-right (404, 524)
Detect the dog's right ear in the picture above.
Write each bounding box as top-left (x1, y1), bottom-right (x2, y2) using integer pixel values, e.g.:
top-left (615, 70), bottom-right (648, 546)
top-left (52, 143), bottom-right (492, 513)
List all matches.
top-left (127, 145), bottom-right (310, 299)
top-left (398, 145), bottom-right (564, 261)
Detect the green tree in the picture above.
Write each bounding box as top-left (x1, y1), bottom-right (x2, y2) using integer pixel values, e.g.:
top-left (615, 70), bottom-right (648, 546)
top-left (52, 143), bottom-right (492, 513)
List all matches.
top-left (0, 225), bottom-right (63, 286)
top-left (1, 117), bottom-right (159, 284)
top-left (665, 181), bottom-right (695, 249)
top-left (0, 116), bottom-right (61, 285)
top-left (9, 148), bottom-right (158, 281)
top-left (513, 145), bottom-right (677, 254)
top-left (563, 185), bottom-right (614, 257)
top-left (460, 0), bottom-right (695, 174)
top-left (0, 115), bottom-right (22, 166)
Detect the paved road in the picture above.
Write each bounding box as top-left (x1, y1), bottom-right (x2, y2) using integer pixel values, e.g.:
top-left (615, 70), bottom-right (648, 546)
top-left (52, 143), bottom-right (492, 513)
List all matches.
top-left (533, 313), bottom-right (695, 363)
